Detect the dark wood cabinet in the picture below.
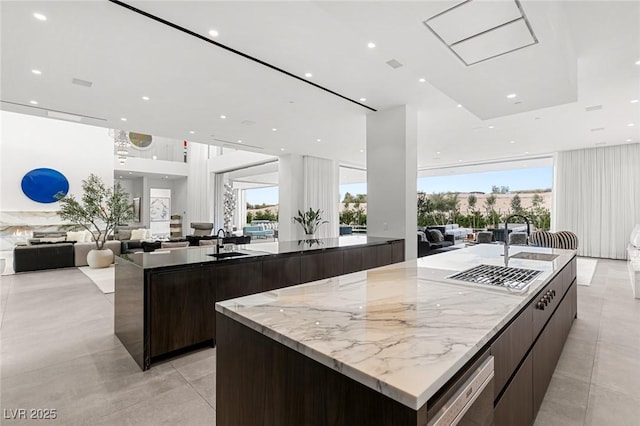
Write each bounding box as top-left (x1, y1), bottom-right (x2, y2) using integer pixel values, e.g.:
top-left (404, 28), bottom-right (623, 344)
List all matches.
top-left (215, 261), bottom-right (263, 302)
top-left (300, 252), bottom-right (325, 282)
top-left (495, 353), bottom-right (533, 426)
top-left (323, 249), bottom-right (344, 278)
top-left (376, 244), bottom-right (393, 267)
top-left (343, 248), bottom-right (364, 274)
top-left (262, 254), bottom-right (301, 291)
top-left (532, 280), bottom-right (575, 415)
top-left (491, 304), bottom-right (533, 399)
top-left (362, 245), bottom-right (379, 270)
top-left (391, 241), bottom-right (405, 264)
top-left (149, 267), bottom-right (213, 357)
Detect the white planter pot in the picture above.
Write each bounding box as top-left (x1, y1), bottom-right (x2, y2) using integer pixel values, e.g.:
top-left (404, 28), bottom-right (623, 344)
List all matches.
top-left (87, 248), bottom-right (113, 269)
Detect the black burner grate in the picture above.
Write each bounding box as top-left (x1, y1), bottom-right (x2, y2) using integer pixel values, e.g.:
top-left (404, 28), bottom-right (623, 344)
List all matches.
top-left (447, 264), bottom-right (543, 291)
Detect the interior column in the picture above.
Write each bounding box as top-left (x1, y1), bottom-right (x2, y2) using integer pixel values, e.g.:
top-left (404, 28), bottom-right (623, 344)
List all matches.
top-left (278, 154), bottom-right (304, 241)
top-left (366, 105), bottom-right (418, 259)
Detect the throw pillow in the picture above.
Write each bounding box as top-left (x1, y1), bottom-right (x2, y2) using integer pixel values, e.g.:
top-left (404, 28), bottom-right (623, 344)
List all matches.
top-left (428, 229), bottom-right (444, 243)
top-left (130, 229), bottom-right (147, 240)
top-left (118, 229), bottom-right (132, 241)
top-left (66, 231), bottom-right (86, 243)
top-left (417, 231), bottom-right (427, 242)
top-left (39, 236), bottom-right (66, 243)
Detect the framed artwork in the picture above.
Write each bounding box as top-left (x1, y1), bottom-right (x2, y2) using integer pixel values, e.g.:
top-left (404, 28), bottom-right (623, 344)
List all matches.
top-left (150, 197), bottom-right (170, 221)
top-left (128, 132), bottom-right (153, 150)
top-left (132, 197), bottom-right (141, 222)
top-left (21, 168), bottom-right (69, 203)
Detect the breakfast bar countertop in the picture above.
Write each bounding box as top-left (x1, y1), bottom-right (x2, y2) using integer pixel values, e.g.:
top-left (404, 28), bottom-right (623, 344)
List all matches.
top-left (216, 244), bottom-right (576, 410)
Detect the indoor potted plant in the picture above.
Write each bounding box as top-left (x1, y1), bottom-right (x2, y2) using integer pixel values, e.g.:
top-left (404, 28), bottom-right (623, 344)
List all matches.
top-left (293, 208), bottom-right (328, 238)
top-left (55, 174), bottom-right (133, 268)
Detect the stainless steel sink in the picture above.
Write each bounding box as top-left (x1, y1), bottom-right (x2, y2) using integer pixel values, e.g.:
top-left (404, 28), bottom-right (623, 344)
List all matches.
top-left (447, 264), bottom-right (543, 291)
top-left (509, 252), bottom-right (558, 261)
top-left (208, 252), bottom-right (248, 259)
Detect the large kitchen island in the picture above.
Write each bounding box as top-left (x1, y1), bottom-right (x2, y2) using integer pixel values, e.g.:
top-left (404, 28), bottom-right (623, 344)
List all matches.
top-left (215, 244), bottom-right (577, 425)
top-left (114, 236), bottom-right (404, 370)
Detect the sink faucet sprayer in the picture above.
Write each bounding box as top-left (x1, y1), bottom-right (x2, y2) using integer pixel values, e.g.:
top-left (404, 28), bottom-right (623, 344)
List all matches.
top-left (503, 214), bottom-right (531, 266)
top-left (216, 228), bottom-right (226, 254)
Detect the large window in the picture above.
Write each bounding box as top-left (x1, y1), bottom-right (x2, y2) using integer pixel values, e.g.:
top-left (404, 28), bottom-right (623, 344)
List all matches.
top-left (417, 166), bottom-right (553, 230)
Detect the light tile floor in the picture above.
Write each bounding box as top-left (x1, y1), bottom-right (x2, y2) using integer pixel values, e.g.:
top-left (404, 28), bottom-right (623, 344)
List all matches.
top-left (0, 259), bottom-right (637, 425)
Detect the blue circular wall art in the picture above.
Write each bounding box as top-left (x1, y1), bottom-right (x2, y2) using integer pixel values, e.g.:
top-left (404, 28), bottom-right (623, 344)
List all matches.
top-left (21, 168), bottom-right (69, 203)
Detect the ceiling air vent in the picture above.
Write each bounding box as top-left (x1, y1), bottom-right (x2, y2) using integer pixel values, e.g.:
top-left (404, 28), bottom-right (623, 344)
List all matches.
top-left (71, 78), bottom-right (93, 88)
top-left (585, 105), bottom-right (603, 112)
top-left (590, 127), bottom-right (605, 132)
top-left (386, 59), bottom-right (403, 69)
top-left (424, 0), bottom-right (537, 66)
top-left (241, 120), bottom-right (256, 126)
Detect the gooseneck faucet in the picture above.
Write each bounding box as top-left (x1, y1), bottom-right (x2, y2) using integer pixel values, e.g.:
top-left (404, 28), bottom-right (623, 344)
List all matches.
top-left (216, 228), bottom-right (226, 254)
top-left (503, 214), bottom-right (531, 266)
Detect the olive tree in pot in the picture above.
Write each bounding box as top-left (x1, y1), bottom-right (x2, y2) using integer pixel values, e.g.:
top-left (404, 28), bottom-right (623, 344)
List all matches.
top-left (55, 174), bottom-right (133, 268)
top-left (293, 208), bottom-right (328, 239)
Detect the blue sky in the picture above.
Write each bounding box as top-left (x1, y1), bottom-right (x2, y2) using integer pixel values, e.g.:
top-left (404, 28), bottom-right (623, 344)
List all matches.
top-left (245, 167), bottom-right (553, 205)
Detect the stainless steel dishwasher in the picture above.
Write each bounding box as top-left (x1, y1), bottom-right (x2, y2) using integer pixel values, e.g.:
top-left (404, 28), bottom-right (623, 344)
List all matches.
top-left (427, 352), bottom-right (495, 426)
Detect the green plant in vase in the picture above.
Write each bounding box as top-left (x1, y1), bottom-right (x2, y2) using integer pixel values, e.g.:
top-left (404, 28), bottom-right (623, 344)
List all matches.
top-left (55, 174), bottom-right (133, 268)
top-left (293, 208), bottom-right (328, 238)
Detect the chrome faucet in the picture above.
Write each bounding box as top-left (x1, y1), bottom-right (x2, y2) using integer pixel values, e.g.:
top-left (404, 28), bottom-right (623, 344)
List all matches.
top-left (503, 214), bottom-right (531, 266)
top-left (216, 228), bottom-right (226, 254)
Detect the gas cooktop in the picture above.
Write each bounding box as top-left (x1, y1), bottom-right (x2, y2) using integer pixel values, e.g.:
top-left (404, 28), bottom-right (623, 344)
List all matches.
top-left (446, 264), bottom-right (543, 291)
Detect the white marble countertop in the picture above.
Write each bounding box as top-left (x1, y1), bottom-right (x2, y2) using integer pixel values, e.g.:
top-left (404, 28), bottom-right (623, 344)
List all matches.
top-left (216, 244), bottom-right (576, 410)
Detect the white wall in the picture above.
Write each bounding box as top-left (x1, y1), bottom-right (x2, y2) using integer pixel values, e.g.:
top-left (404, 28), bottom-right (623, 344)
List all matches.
top-left (367, 105), bottom-right (418, 259)
top-left (117, 177), bottom-right (144, 225)
top-left (0, 111), bottom-right (113, 211)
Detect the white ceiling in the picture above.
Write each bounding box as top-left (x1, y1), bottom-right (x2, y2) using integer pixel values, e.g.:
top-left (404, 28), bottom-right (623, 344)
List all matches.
top-left (1, 1), bottom-right (639, 173)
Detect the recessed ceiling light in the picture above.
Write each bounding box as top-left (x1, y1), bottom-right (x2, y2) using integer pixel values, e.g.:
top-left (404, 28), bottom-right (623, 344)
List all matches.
top-left (626, 139), bottom-right (633, 142)
top-left (128, 172), bottom-right (133, 174)
top-left (418, 78), bottom-right (426, 83)
top-left (120, 117), bottom-right (127, 121)
top-left (360, 149), bottom-right (364, 153)
top-left (524, 151), bottom-right (529, 154)
top-left (458, 160), bottom-right (462, 162)
top-left (488, 125), bottom-right (494, 129)
top-left (510, 140), bottom-right (515, 144)
top-left (631, 99), bottom-right (639, 104)
top-left (304, 72), bottom-right (312, 78)
top-left (367, 42), bottom-right (376, 48)
top-left (189, 130), bottom-right (195, 134)
top-left (208, 29), bottom-right (219, 37)
top-left (628, 123), bottom-right (635, 127)
top-left (165, 176), bottom-right (169, 179)
top-left (507, 93), bottom-right (517, 99)
top-left (359, 97), bottom-right (367, 102)
top-left (272, 128), bottom-right (277, 131)
top-left (220, 115), bottom-right (226, 119)
top-left (142, 96), bottom-right (149, 101)
top-left (33, 12), bottom-right (46, 21)
top-left (31, 69), bottom-right (42, 75)
top-left (29, 100), bottom-right (39, 105)
top-left (119, 176), bottom-right (123, 179)
top-left (280, 148), bottom-right (285, 151)
top-left (237, 139), bottom-right (242, 143)
top-left (636, 59), bottom-right (640, 65)
top-left (457, 104), bottom-right (462, 108)
top-left (436, 151), bottom-right (441, 154)
top-left (316, 138), bottom-right (321, 142)
top-left (152, 155), bottom-right (157, 160)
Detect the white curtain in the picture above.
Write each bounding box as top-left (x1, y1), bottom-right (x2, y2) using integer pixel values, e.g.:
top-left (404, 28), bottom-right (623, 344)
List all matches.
top-left (186, 142), bottom-right (211, 227)
top-left (556, 144), bottom-right (640, 259)
top-left (303, 156), bottom-right (339, 239)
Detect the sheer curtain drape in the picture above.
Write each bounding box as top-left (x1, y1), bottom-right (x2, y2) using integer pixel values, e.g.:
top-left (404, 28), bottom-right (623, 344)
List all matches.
top-left (556, 144), bottom-right (640, 259)
top-left (303, 156), bottom-right (339, 239)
